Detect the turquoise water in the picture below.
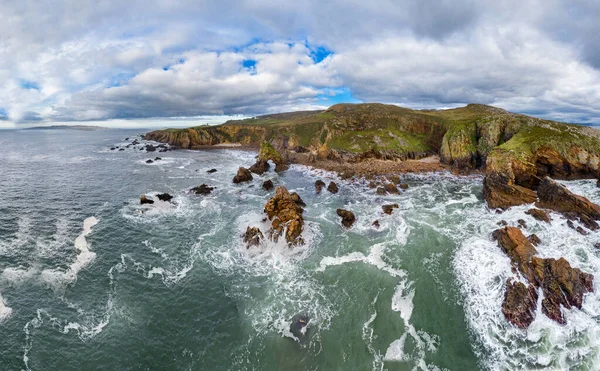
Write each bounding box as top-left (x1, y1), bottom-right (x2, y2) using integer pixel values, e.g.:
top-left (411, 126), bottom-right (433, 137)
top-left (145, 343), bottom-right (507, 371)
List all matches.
top-left (1, 129), bottom-right (599, 370)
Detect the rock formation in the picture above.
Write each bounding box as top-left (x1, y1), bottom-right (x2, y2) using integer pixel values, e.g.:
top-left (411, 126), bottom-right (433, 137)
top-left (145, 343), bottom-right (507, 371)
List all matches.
top-left (156, 193), bottom-right (173, 202)
top-left (233, 167), bottom-right (253, 183)
top-left (315, 180), bottom-right (326, 194)
top-left (263, 186), bottom-right (305, 246)
top-left (140, 195), bottom-right (154, 204)
top-left (327, 182), bottom-right (339, 194)
top-left (382, 204), bottom-right (399, 215)
top-left (191, 184), bottom-right (214, 195)
top-left (262, 180), bottom-right (274, 191)
top-left (244, 227), bottom-right (263, 248)
top-left (336, 209), bottom-right (356, 228)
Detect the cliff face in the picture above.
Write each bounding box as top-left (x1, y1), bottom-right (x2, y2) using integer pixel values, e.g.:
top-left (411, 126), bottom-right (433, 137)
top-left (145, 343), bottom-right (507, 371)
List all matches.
top-left (143, 103), bottom-right (600, 188)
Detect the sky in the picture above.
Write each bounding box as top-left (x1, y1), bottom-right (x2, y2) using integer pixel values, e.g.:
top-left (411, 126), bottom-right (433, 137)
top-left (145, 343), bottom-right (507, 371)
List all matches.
top-left (1, 0), bottom-right (600, 128)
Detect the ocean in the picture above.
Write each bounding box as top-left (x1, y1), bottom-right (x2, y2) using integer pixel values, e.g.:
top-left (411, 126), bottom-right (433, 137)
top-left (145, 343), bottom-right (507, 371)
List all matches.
top-left (0, 128), bottom-right (599, 370)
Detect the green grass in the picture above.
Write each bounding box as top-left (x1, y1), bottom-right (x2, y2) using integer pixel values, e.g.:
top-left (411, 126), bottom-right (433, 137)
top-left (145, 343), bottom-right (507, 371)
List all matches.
top-left (328, 128), bottom-right (430, 154)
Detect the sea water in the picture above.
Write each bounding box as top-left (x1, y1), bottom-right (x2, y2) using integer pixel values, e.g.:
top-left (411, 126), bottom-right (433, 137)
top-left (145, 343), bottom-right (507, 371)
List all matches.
top-left (0, 128), bottom-right (599, 370)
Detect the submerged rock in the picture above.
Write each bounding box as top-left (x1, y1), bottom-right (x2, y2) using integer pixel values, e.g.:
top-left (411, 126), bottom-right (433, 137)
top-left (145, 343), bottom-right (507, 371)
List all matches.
top-left (372, 220), bottom-right (381, 228)
top-left (233, 167), bottom-right (253, 183)
top-left (336, 209), bottom-right (356, 228)
top-left (207, 168), bottom-right (217, 173)
top-left (154, 157), bottom-right (162, 161)
top-left (494, 226), bottom-right (594, 327)
top-left (376, 187), bottom-right (386, 195)
top-left (327, 182), bottom-right (339, 194)
top-left (398, 183), bottom-right (409, 190)
top-left (145, 144), bottom-right (156, 152)
top-left (383, 183), bottom-right (400, 194)
top-left (517, 219), bottom-right (527, 229)
top-left (290, 192), bottom-right (306, 207)
top-left (146, 159), bottom-right (154, 164)
top-left (264, 186), bottom-right (305, 246)
top-left (382, 204), bottom-right (399, 215)
top-left (156, 193), bottom-right (173, 202)
top-left (140, 195), bottom-right (154, 204)
top-left (315, 180), bottom-right (326, 194)
top-left (243, 226), bottom-right (263, 248)
top-left (368, 181), bottom-right (377, 189)
top-left (289, 314), bottom-right (309, 339)
top-left (191, 184), bottom-right (214, 195)
top-left (262, 180), bottom-right (274, 191)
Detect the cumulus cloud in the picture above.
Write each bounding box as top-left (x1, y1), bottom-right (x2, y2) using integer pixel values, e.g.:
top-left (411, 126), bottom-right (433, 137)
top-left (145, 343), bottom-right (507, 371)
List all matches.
top-left (0, 0), bottom-right (599, 125)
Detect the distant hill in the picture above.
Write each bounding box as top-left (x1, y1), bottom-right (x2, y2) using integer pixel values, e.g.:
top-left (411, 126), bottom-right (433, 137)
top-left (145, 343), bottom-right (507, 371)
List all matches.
top-left (24, 125), bottom-right (107, 131)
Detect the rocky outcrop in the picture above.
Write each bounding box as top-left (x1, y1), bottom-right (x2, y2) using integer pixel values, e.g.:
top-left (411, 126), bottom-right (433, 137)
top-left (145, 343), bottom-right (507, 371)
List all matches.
top-left (264, 186), bottom-right (305, 246)
top-left (156, 193), bottom-right (173, 202)
top-left (249, 160), bottom-right (269, 175)
top-left (336, 209), bottom-right (356, 228)
top-left (257, 141), bottom-right (288, 172)
top-left (383, 183), bottom-right (400, 194)
top-left (244, 227), bottom-right (263, 248)
top-left (382, 204), bottom-right (399, 215)
top-left (191, 184), bottom-right (214, 195)
top-left (327, 182), bottom-right (339, 194)
top-left (525, 208), bottom-right (551, 223)
top-left (536, 177), bottom-right (600, 219)
top-left (493, 226), bottom-right (594, 327)
top-left (233, 167), bottom-right (253, 183)
top-left (262, 180), bottom-right (274, 191)
top-left (290, 192), bottom-right (306, 207)
top-left (315, 180), bottom-right (326, 194)
top-left (140, 195), bottom-right (154, 204)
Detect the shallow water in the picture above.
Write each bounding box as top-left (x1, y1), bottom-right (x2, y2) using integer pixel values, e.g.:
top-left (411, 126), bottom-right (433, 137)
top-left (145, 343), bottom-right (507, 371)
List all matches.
top-left (0, 129), bottom-right (599, 370)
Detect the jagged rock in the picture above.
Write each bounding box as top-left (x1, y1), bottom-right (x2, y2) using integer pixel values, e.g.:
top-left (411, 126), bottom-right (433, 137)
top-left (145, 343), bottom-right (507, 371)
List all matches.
top-left (483, 172), bottom-right (537, 209)
top-left (249, 159), bottom-right (270, 175)
top-left (289, 314), bottom-right (309, 338)
top-left (372, 220), bottom-right (381, 228)
top-left (315, 180), bottom-right (326, 194)
top-left (502, 280), bottom-right (538, 329)
top-left (156, 193), bottom-right (173, 202)
top-left (264, 186), bottom-right (304, 246)
top-left (145, 144), bottom-right (156, 152)
top-left (233, 167), bottom-right (253, 183)
top-left (207, 168), bottom-right (217, 173)
top-left (497, 220), bottom-right (508, 226)
top-left (595, 242), bottom-right (600, 249)
top-left (131, 139), bottom-right (139, 145)
top-left (368, 181), bottom-right (377, 189)
top-left (567, 220), bottom-right (589, 235)
top-left (382, 204), bottom-right (399, 215)
top-left (191, 184), bottom-right (214, 195)
top-left (140, 195), bottom-right (154, 204)
top-left (388, 175), bottom-right (401, 184)
top-left (376, 187), bottom-right (386, 195)
top-left (528, 234), bottom-right (541, 246)
top-left (336, 209), bottom-right (356, 228)
top-left (327, 182), bottom-right (339, 194)
top-left (110, 147), bottom-right (116, 150)
top-left (537, 177), bottom-right (600, 219)
top-left (494, 226), bottom-right (594, 327)
top-left (383, 183), bottom-right (399, 194)
top-left (262, 180), bottom-right (274, 191)
top-left (517, 219), bottom-right (527, 229)
top-left (398, 183), bottom-right (409, 190)
top-left (146, 159), bottom-right (154, 164)
top-left (243, 227), bottom-right (263, 248)
top-left (525, 208), bottom-right (551, 223)
top-left (154, 157), bottom-right (162, 161)
top-left (290, 192), bottom-right (306, 207)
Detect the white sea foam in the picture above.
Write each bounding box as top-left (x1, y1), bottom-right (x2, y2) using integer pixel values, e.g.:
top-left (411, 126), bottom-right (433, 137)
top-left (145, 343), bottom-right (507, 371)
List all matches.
top-left (0, 292), bottom-right (12, 322)
top-left (41, 216), bottom-right (99, 290)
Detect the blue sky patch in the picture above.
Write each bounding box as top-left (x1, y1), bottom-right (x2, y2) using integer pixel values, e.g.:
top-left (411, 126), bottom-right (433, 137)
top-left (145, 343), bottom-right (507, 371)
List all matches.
top-left (317, 87), bottom-right (361, 107)
top-left (20, 80), bottom-right (40, 90)
top-left (242, 59), bottom-right (256, 69)
top-left (309, 46), bottom-right (333, 63)
top-left (107, 72), bottom-right (136, 88)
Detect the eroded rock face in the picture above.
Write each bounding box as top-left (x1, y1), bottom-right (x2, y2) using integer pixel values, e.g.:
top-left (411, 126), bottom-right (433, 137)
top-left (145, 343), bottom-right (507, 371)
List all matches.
top-left (536, 177), bottom-right (600, 220)
top-left (233, 167), bottom-right (253, 183)
top-left (249, 159), bottom-right (269, 175)
top-left (525, 208), bottom-right (551, 223)
top-left (264, 186), bottom-right (304, 246)
top-left (191, 184), bottom-right (214, 195)
top-left (244, 227), bottom-right (263, 248)
top-left (250, 141), bottom-right (288, 173)
top-left (493, 226), bottom-right (594, 327)
top-left (336, 209), bottom-right (356, 228)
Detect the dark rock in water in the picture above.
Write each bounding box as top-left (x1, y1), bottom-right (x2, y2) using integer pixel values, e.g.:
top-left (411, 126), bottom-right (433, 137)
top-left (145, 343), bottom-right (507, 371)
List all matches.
top-left (264, 186), bottom-right (304, 246)
top-left (336, 209), bottom-right (356, 228)
top-left (191, 184), bottom-right (214, 195)
top-left (145, 144), bottom-right (156, 152)
top-left (159, 148), bottom-right (168, 152)
top-left (494, 226), bottom-right (594, 327)
top-left (156, 193), bottom-right (173, 202)
top-left (243, 226), bottom-right (263, 248)
top-left (140, 195), bottom-right (154, 204)
top-left (502, 280), bottom-right (538, 329)
top-left (290, 192), bottom-right (306, 207)
top-left (566, 220), bottom-right (589, 235)
top-left (537, 176), bottom-right (600, 220)
top-left (132, 139), bottom-right (139, 145)
top-left (146, 159), bottom-right (154, 164)
top-left (595, 242), bottom-right (600, 249)
top-left (597, 179), bottom-right (600, 188)
top-left (384, 183), bottom-right (399, 194)
top-left (388, 175), bottom-right (401, 184)
top-left (327, 182), bottom-right (339, 194)
top-left (289, 314), bottom-right (309, 338)
top-left (119, 148), bottom-right (125, 151)
top-left (315, 180), bottom-right (326, 194)
top-left (398, 183), bottom-right (409, 190)
top-left (517, 219), bottom-right (527, 229)
top-left (382, 204), bottom-right (399, 215)
top-left (340, 170), bottom-right (355, 180)
top-left (376, 187), bottom-right (386, 195)
top-left (262, 180), bottom-right (274, 191)
top-left (249, 159), bottom-right (270, 175)
top-left (497, 220), bottom-right (508, 226)
top-left (125, 137), bottom-right (129, 141)
top-left (527, 234), bottom-right (541, 246)
top-left (368, 181), bottom-right (377, 189)
top-left (372, 220), bottom-right (381, 228)
top-left (525, 208), bottom-right (551, 223)
top-left (154, 157), bottom-right (162, 161)
top-left (110, 147), bottom-right (116, 150)
top-left (233, 167), bottom-right (253, 183)
top-left (139, 147), bottom-right (144, 150)
top-left (207, 168), bottom-right (218, 173)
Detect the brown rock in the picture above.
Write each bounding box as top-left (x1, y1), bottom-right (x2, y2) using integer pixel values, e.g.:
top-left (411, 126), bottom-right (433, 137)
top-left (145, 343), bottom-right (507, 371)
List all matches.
top-left (315, 180), bottom-right (326, 194)
top-left (525, 208), bottom-right (551, 223)
top-left (398, 183), bottom-right (409, 190)
top-left (327, 182), bottom-right (339, 194)
top-left (502, 280), bottom-right (538, 329)
top-left (233, 167), bottom-right (253, 183)
top-left (290, 192), bottom-right (306, 207)
top-left (372, 220), bottom-right (381, 228)
top-left (249, 159), bottom-right (270, 175)
top-left (382, 204), bottom-right (399, 215)
top-left (383, 183), bottom-right (399, 194)
top-left (388, 175), bottom-right (401, 184)
top-left (336, 209), bottom-right (356, 228)
top-left (244, 227), bottom-right (263, 248)
top-left (536, 176), bottom-right (600, 219)
top-left (527, 234), bottom-right (542, 246)
top-left (517, 219), bottom-right (527, 229)
top-left (140, 195), bottom-right (154, 204)
top-left (483, 174), bottom-right (537, 209)
top-left (376, 187), bottom-right (386, 195)
top-left (264, 186), bottom-right (304, 246)
top-left (367, 181), bottom-right (377, 189)
top-left (262, 180), bottom-right (274, 191)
